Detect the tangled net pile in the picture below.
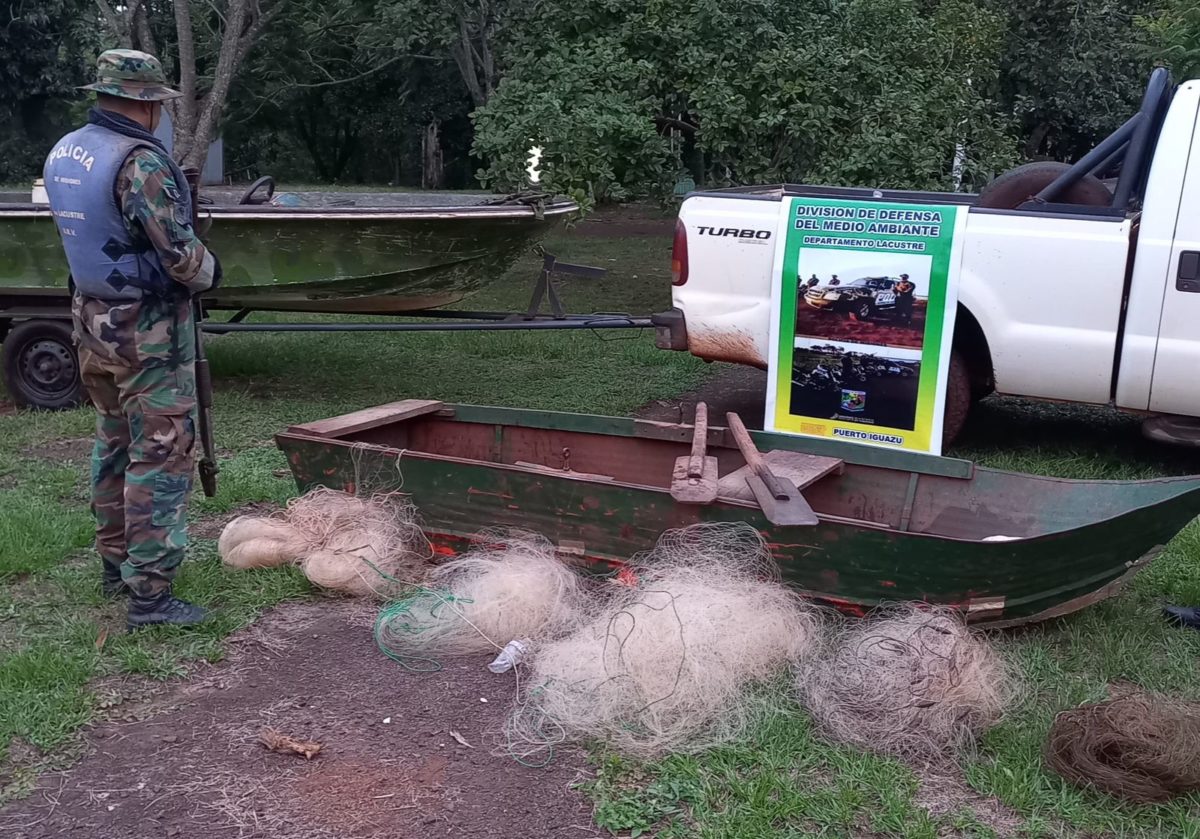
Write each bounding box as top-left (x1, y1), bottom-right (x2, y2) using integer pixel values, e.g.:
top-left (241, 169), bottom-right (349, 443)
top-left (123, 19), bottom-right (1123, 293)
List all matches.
top-left (218, 488), bottom-right (429, 597)
top-left (507, 522), bottom-right (822, 761)
top-left (1043, 692), bottom-right (1200, 803)
top-left (374, 531), bottom-right (588, 664)
top-left (799, 605), bottom-right (1014, 762)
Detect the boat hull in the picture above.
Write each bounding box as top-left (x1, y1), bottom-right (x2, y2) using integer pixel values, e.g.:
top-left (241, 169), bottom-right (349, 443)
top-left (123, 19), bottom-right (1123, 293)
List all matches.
top-left (0, 199), bottom-right (576, 314)
top-left (275, 402), bottom-right (1200, 626)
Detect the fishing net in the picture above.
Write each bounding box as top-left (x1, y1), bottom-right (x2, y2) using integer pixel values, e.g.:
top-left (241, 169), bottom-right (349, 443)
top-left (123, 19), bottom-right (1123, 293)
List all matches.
top-left (1043, 692), bottom-right (1200, 803)
top-left (373, 531), bottom-right (588, 664)
top-left (506, 522), bottom-right (822, 761)
top-left (799, 605), bottom-right (1015, 763)
top-left (217, 488), bottom-right (430, 597)
top-left (218, 516), bottom-right (307, 569)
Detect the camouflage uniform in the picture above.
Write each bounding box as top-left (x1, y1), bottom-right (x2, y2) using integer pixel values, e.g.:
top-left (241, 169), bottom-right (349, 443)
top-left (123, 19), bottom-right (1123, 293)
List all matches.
top-left (80, 50), bottom-right (185, 102)
top-left (894, 276), bottom-right (915, 325)
top-left (75, 153), bottom-right (211, 595)
top-left (57, 51), bottom-right (216, 600)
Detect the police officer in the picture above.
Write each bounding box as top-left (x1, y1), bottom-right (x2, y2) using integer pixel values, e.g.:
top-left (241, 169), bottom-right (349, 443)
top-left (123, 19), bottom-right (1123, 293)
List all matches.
top-left (894, 273), bottom-right (916, 325)
top-left (43, 50), bottom-right (219, 631)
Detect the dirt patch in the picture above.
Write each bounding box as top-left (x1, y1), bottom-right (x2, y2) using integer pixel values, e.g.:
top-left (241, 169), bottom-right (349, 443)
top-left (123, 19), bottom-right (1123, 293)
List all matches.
top-left (0, 601), bottom-right (595, 839)
top-left (20, 437), bottom-right (93, 465)
top-left (793, 300), bottom-right (928, 350)
top-left (0, 400), bottom-right (15, 417)
top-left (913, 767), bottom-right (1023, 837)
top-left (636, 364), bottom-right (768, 429)
top-left (570, 204), bottom-right (674, 238)
top-left (191, 502), bottom-right (282, 542)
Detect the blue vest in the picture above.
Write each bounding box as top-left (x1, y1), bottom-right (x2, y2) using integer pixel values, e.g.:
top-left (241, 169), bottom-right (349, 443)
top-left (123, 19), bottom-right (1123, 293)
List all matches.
top-left (43, 122), bottom-right (192, 301)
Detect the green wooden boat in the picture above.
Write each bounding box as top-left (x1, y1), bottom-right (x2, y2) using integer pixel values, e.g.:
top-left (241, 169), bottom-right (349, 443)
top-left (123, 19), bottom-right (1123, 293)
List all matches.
top-left (275, 400), bottom-right (1200, 627)
top-left (0, 188), bottom-right (577, 314)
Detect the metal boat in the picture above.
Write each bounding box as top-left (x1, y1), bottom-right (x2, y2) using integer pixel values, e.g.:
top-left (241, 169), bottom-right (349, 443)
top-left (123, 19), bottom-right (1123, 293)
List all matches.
top-left (0, 185), bottom-right (577, 314)
top-left (276, 400), bottom-right (1200, 627)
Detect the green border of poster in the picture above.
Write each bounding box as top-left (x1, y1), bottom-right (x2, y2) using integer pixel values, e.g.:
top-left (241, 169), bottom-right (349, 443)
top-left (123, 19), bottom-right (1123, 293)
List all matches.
top-left (765, 197), bottom-right (967, 455)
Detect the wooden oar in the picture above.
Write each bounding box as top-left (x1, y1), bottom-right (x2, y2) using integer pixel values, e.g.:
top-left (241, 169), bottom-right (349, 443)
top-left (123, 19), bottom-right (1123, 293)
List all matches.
top-left (670, 402), bottom-right (718, 504)
top-left (725, 412), bottom-right (819, 526)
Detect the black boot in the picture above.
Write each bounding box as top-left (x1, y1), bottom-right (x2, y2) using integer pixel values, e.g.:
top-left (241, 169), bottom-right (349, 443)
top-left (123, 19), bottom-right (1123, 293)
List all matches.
top-left (127, 590), bottom-right (209, 632)
top-left (1163, 605), bottom-right (1200, 630)
top-left (101, 563), bottom-right (128, 598)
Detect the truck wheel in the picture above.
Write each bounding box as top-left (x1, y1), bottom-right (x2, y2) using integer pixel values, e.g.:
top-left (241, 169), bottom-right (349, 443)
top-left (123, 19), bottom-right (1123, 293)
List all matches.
top-left (2, 320), bottom-right (84, 410)
top-left (851, 301), bottom-right (874, 321)
top-left (976, 161), bottom-right (1112, 210)
top-left (942, 350), bottom-right (971, 448)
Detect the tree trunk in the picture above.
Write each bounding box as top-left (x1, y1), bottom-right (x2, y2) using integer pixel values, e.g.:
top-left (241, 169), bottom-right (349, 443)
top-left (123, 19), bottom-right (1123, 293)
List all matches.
top-left (1024, 122), bottom-right (1052, 159)
top-left (94, 0), bottom-right (139, 48)
top-left (422, 120), bottom-right (444, 190)
top-left (294, 107), bottom-right (331, 181)
top-left (97, 0), bottom-right (278, 171)
top-left (448, 1), bottom-right (500, 108)
top-left (168, 0), bottom-right (199, 160)
top-left (331, 119), bottom-right (359, 181)
top-left (450, 17), bottom-right (487, 108)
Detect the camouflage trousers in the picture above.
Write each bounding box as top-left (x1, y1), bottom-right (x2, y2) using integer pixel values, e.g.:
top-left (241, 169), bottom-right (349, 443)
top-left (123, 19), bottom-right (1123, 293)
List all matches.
top-left (72, 293), bottom-right (197, 597)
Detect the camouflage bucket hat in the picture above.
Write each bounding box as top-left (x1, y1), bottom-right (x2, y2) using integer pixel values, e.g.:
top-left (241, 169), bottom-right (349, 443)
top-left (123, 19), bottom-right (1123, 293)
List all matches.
top-left (80, 49), bottom-right (182, 101)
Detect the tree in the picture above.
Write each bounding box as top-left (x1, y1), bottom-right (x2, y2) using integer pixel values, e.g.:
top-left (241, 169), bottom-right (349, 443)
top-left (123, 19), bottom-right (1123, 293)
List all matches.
top-left (993, 0), bottom-right (1157, 160)
top-left (377, 0), bottom-right (530, 108)
top-left (94, 0), bottom-right (281, 169)
top-left (220, 0), bottom-right (475, 185)
top-left (1140, 1), bottom-right (1200, 81)
top-left (472, 0), bottom-right (1016, 202)
top-left (0, 0), bottom-right (96, 181)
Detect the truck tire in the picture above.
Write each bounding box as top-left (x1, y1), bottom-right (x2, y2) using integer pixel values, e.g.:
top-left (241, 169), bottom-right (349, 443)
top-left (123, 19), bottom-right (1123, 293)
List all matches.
top-left (942, 350), bottom-right (971, 448)
top-left (976, 161), bottom-right (1112, 210)
top-left (2, 319), bottom-right (84, 410)
top-left (850, 300), bottom-right (874, 321)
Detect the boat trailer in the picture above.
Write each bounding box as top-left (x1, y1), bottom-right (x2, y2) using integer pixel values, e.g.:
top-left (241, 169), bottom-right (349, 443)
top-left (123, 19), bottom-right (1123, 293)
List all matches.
top-left (204, 252), bottom-right (650, 335)
top-left (0, 252), bottom-right (654, 410)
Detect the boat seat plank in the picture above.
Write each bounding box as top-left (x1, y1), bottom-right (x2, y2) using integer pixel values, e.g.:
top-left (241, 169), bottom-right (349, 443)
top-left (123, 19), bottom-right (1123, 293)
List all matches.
top-left (717, 450), bottom-right (844, 502)
top-left (287, 399), bottom-right (445, 438)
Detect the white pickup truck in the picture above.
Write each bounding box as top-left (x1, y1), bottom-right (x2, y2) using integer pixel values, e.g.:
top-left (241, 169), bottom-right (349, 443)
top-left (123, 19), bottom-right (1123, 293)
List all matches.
top-left (653, 69), bottom-right (1200, 445)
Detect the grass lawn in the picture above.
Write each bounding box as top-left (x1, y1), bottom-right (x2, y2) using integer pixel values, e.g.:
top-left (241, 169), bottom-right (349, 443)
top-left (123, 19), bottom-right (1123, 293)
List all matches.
top-left (2, 205), bottom-right (1200, 836)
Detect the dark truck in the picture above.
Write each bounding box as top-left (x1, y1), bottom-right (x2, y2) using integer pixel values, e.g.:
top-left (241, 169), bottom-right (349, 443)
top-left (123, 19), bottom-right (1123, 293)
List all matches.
top-left (803, 276), bottom-right (904, 322)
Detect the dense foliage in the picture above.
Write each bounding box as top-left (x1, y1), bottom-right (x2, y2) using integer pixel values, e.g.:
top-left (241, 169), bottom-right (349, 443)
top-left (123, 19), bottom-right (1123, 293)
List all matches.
top-left (994, 0), bottom-right (1159, 160)
top-left (474, 0), bottom-right (1017, 200)
top-left (0, 0), bottom-right (96, 182)
top-left (2, 0), bottom-right (1198, 199)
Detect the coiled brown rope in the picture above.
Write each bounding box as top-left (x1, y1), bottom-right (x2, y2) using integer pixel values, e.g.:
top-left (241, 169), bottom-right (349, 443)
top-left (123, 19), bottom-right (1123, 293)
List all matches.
top-left (1043, 692), bottom-right (1200, 803)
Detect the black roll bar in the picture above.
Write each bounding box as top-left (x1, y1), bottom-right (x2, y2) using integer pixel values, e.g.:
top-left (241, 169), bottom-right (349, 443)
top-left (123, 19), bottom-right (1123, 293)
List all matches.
top-left (1112, 66), bottom-right (1174, 208)
top-left (1032, 67), bottom-right (1174, 210)
top-left (1089, 139), bottom-right (1131, 179)
top-left (1034, 116), bottom-right (1140, 204)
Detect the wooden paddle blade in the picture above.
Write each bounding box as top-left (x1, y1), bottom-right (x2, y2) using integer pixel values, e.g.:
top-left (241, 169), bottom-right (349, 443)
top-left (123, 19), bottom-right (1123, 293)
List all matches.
top-left (744, 473), bottom-right (819, 526)
top-left (670, 455), bottom-right (719, 504)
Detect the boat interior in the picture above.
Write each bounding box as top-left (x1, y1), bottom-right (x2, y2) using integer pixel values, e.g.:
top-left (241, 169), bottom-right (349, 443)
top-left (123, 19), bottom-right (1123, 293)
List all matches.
top-left (282, 401), bottom-right (1199, 543)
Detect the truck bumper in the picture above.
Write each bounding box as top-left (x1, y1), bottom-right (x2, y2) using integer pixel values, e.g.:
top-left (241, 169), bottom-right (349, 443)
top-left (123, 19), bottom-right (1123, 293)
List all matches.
top-left (652, 307), bottom-right (689, 351)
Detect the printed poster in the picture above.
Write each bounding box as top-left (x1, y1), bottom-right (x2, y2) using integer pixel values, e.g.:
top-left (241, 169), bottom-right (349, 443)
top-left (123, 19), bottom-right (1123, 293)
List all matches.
top-left (764, 197), bottom-right (967, 455)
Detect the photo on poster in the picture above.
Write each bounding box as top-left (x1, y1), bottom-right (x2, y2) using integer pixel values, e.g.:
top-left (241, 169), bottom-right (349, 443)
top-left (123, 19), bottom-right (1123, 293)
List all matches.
top-left (789, 339), bottom-right (922, 431)
top-left (793, 250), bottom-right (933, 350)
